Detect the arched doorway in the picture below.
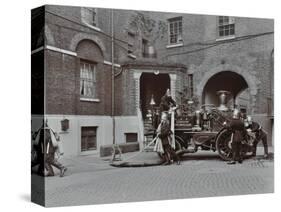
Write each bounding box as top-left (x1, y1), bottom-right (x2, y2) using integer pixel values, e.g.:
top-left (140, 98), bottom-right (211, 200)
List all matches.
top-left (202, 71), bottom-right (249, 112)
top-left (140, 73), bottom-right (170, 117)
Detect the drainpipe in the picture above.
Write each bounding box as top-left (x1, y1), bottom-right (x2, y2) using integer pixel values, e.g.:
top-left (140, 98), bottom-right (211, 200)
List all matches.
top-left (111, 9), bottom-right (115, 145)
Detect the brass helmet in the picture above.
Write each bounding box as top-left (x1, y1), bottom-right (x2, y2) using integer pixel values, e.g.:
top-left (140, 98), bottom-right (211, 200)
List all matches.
top-left (244, 115), bottom-right (252, 127)
top-left (246, 115), bottom-right (253, 125)
top-left (232, 108), bottom-right (240, 119)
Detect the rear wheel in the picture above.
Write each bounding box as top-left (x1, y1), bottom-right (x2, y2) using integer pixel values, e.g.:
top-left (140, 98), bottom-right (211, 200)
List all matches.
top-left (216, 128), bottom-right (233, 161)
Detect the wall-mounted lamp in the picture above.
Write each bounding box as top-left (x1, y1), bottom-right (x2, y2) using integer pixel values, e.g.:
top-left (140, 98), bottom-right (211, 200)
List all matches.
top-left (61, 119), bottom-right (69, 132)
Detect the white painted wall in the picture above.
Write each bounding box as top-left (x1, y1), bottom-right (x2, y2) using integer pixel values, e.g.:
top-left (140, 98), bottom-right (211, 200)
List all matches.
top-left (31, 115), bottom-right (141, 156)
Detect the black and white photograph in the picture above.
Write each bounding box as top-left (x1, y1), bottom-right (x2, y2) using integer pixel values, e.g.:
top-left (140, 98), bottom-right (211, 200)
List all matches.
top-left (2, 0), bottom-right (281, 211)
top-left (30, 4), bottom-right (275, 207)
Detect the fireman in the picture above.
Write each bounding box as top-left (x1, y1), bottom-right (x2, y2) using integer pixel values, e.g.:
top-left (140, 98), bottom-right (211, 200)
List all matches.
top-left (157, 112), bottom-right (180, 165)
top-left (226, 108), bottom-right (246, 165)
top-left (244, 116), bottom-right (269, 158)
top-left (159, 89), bottom-right (176, 114)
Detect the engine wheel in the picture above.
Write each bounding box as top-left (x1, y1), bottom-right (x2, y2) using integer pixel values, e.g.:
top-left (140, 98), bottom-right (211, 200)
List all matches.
top-left (216, 128), bottom-right (233, 161)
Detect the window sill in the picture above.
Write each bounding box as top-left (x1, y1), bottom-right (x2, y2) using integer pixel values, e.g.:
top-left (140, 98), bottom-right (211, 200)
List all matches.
top-left (83, 22), bottom-right (102, 32)
top-left (166, 43), bottom-right (184, 49)
top-left (80, 97), bottom-right (100, 102)
top-left (216, 35), bottom-right (235, 41)
top-left (128, 53), bottom-right (137, 59)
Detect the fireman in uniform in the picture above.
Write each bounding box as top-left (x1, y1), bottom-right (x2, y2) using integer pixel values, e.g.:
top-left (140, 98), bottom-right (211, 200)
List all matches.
top-left (159, 89), bottom-right (177, 114)
top-left (226, 108), bottom-right (246, 165)
top-left (45, 130), bottom-right (67, 177)
top-left (157, 112), bottom-right (180, 165)
top-left (244, 116), bottom-right (269, 158)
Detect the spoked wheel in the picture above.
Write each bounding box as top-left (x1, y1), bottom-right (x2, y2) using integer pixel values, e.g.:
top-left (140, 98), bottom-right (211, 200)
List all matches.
top-left (216, 128), bottom-right (233, 161)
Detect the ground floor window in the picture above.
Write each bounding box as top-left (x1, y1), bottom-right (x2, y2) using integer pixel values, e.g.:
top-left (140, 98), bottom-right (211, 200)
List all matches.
top-left (125, 133), bottom-right (138, 143)
top-left (81, 127), bottom-right (97, 151)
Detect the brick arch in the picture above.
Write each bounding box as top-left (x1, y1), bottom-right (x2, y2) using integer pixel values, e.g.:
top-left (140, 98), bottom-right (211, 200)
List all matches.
top-left (69, 33), bottom-right (106, 57)
top-left (196, 64), bottom-right (259, 113)
top-left (44, 25), bottom-right (55, 46)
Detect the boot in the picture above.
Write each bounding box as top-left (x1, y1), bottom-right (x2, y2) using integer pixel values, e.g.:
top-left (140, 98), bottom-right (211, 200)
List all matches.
top-left (227, 160), bottom-right (236, 165)
top-left (60, 167), bottom-right (67, 177)
top-left (251, 147), bottom-right (257, 157)
top-left (264, 145), bottom-right (269, 159)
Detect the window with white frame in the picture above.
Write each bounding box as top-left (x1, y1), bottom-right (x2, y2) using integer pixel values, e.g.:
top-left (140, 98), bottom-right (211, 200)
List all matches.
top-left (80, 61), bottom-right (96, 99)
top-left (218, 16), bottom-right (235, 38)
top-left (168, 17), bottom-right (183, 44)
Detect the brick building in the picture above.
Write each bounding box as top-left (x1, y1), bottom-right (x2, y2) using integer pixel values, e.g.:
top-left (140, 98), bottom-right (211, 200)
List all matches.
top-left (31, 5), bottom-right (274, 156)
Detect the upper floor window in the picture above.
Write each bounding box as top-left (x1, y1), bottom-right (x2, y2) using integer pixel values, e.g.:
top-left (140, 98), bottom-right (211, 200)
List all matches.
top-left (80, 61), bottom-right (96, 99)
top-left (168, 17), bottom-right (183, 44)
top-left (81, 8), bottom-right (97, 27)
top-left (218, 16), bottom-right (235, 38)
top-left (188, 74), bottom-right (193, 97)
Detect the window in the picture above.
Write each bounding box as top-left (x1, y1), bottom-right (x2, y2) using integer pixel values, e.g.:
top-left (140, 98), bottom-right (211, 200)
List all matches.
top-left (188, 74), bottom-right (193, 97)
top-left (80, 61), bottom-right (96, 99)
top-left (81, 127), bottom-right (97, 151)
top-left (81, 8), bottom-right (97, 27)
top-left (127, 31), bottom-right (135, 54)
top-left (142, 39), bottom-right (148, 56)
top-left (168, 17), bottom-right (183, 44)
top-left (218, 16), bottom-right (235, 38)
top-left (125, 133), bottom-right (138, 143)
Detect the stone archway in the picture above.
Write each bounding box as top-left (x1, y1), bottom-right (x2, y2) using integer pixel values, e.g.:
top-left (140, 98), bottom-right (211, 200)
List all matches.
top-left (202, 71), bottom-right (248, 109)
top-left (196, 64), bottom-right (259, 114)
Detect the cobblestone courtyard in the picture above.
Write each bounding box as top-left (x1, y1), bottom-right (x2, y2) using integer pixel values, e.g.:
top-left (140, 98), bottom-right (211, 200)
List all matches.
top-left (32, 150), bottom-right (274, 207)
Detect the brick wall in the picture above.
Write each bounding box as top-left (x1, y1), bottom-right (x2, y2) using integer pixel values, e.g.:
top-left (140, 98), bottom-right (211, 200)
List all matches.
top-left (42, 5), bottom-right (274, 117)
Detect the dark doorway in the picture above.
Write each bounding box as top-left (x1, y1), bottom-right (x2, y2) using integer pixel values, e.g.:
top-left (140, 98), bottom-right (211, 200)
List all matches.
top-left (140, 73), bottom-right (170, 117)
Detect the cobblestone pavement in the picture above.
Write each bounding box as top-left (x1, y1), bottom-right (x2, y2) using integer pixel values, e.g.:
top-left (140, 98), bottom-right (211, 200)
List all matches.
top-left (33, 148), bottom-right (274, 207)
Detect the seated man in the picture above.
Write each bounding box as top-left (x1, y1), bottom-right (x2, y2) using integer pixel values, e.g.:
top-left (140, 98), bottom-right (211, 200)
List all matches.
top-left (244, 116), bottom-right (269, 158)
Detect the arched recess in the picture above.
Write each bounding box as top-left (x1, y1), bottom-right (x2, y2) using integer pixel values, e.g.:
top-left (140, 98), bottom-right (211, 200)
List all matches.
top-left (76, 39), bottom-right (104, 62)
top-left (196, 64), bottom-right (259, 114)
top-left (202, 71), bottom-right (249, 109)
top-left (70, 33), bottom-right (106, 57)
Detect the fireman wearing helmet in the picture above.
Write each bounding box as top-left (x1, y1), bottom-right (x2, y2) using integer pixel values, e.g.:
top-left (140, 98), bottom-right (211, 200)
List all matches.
top-left (226, 108), bottom-right (246, 165)
top-left (244, 116), bottom-right (269, 158)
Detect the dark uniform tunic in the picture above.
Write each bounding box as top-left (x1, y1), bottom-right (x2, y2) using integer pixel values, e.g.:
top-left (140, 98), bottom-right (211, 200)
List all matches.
top-left (44, 130), bottom-right (64, 176)
top-left (227, 118), bottom-right (246, 162)
top-left (158, 119), bottom-right (179, 164)
top-left (247, 121), bottom-right (268, 156)
top-left (159, 95), bottom-right (176, 113)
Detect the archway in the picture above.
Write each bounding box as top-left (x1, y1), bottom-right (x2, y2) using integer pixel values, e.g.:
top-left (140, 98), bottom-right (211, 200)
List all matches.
top-left (202, 71), bottom-right (249, 111)
top-left (140, 73), bottom-right (170, 117)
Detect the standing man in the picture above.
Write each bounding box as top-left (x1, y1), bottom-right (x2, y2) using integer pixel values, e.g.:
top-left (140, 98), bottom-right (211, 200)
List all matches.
top-left (244, 116), bottom-right (269, 158)
top-left (226, 109), bottom-right (246, 165)
top-left (159, 89), bottom-right (176, 114)
top-left (157, 112), bottom-right (180, 165)
top-left (159, 89), bottom-right (177, 149)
